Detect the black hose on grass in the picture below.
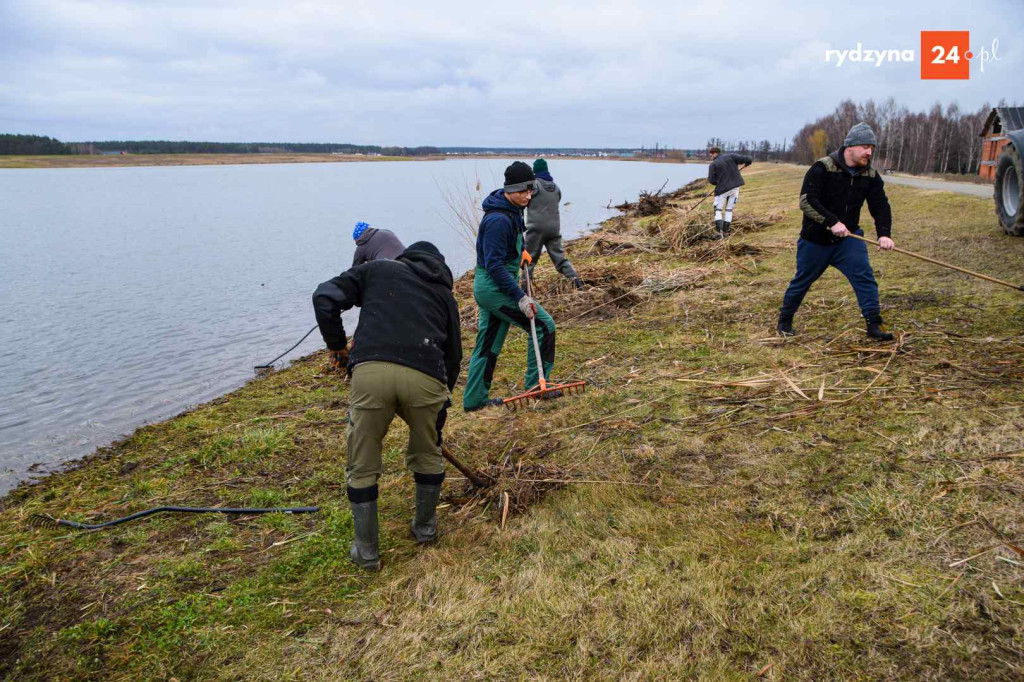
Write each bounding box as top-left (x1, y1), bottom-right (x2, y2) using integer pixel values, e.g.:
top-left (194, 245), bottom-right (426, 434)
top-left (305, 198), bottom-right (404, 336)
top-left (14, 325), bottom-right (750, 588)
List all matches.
top-left (254, 325), bottom-right (319, 374)
top-left (28, 506), bottom-right (319, 531)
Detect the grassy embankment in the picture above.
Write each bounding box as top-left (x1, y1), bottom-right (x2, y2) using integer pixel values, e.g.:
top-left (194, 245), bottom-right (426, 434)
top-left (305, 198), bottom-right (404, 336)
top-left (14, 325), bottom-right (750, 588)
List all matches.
top-left (0, 153), bottom-right (435, 169)
top-left (2, 164), bottom-right (1023, 680)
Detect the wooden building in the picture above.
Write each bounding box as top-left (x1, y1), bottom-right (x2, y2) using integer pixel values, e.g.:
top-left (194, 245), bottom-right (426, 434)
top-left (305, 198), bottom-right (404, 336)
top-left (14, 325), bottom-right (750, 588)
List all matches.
top-left (979, 107), bottom-right (1024, 181)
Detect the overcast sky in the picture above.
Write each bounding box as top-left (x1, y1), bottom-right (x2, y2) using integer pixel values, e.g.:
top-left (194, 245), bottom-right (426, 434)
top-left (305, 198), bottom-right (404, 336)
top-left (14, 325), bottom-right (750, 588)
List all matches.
top-left (1, 0), bottom-right (1021, 147)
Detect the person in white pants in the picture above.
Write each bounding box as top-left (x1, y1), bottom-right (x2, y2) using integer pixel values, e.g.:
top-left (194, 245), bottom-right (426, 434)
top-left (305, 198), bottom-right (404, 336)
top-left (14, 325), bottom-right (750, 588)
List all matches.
top-left (707, 147), bottom-right (753, 238)
top-left (713, 187), bottom-right (740, 235)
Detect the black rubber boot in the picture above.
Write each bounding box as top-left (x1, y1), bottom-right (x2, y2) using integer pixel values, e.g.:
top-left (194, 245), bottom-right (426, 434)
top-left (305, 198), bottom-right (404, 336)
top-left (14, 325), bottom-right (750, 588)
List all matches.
top-left (465, 398), bottom-right (504, 413)
top-left (411, 474), bottom-right (443, 544)
top-left (714, 219), bottom-right (725, 239)
top-left (866, 319), bottom-right (894, 342)
top-left (777, 316), bottom-right (795, 337)
top-left (572, 277), bottom-right (584, 290)
top-left (538, 387), bottom-right (564, 400)
top-left (722, 221), bottom-right (732, 237)
top-left (348, 497), bottom-right (380, 571)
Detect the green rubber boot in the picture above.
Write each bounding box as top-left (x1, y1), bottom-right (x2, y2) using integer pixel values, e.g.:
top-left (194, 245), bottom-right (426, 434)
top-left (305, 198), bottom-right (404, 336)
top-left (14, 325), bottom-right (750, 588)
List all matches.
top-left (410, 481), bottom-right (442, 544)
top-left (349, 499), bottom-right (380, 571)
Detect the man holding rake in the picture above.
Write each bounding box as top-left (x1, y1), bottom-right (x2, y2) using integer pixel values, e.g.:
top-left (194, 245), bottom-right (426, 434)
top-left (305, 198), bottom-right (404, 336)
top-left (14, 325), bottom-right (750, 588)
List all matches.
top-left (463, 161), bottom-right (557, 412)
top-left (778, 122), bottom-right (895, 341)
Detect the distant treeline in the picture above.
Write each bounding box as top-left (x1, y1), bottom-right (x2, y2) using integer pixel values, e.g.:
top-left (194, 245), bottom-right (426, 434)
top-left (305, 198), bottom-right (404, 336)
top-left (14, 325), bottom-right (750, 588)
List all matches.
top-left (702, 137), bottom-right (789, 162)
top-left (789, 99), bottom-right (1008, 175)
top-left (0, 134), bottom-right (74, 155)
top-left (441, 147), bottom-right (635, 154)
top-left (72, 141), bottom-right (442, 156)
top-left (704, 99), bottom-right (1013, 176)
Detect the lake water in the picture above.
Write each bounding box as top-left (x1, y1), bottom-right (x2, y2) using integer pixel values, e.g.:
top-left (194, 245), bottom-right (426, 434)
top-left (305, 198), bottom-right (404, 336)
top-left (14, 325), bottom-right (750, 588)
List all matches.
top-left (0, 158), bottom-right (706, 494)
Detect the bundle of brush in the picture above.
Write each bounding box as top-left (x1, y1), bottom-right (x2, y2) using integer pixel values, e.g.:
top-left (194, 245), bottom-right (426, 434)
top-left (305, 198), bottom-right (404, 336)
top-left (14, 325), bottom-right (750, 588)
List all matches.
top-left (537, 268), bottom-right (645, 323)
top-left (690, 240), bottom-right (767, 263)
top-left (452, 458), bottom-right (571, 524)
top-left (663, 210), bottom-right (718, 252)
top-left (664, 209), bottom-right (783, 255)
top-left (635, 189), bottom-right (669, 217)
top-left (504, 251), bottom-right (586, 410)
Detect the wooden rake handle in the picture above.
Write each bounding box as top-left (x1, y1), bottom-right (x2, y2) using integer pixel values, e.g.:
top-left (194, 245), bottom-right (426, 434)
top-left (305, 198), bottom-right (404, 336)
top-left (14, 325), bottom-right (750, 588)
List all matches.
top-left (441, 445), bottom-right (489, 488)
top-left (521, 258), bottom-right (547, 391)
top-left (846, 233), bottom-right (1024, 292)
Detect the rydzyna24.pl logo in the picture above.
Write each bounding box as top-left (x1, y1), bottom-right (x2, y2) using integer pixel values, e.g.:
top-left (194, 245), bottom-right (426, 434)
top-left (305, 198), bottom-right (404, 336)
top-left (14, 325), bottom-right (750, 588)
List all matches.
top-left (824, 31), bottom-right (1000, 79)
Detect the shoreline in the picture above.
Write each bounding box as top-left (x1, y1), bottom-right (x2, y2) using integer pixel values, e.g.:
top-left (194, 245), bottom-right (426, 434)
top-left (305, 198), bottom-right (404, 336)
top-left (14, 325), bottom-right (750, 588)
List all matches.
top-left (0, 153), bottom-right (440, 169)
top-left (0, 153), bottom-right (699, 170)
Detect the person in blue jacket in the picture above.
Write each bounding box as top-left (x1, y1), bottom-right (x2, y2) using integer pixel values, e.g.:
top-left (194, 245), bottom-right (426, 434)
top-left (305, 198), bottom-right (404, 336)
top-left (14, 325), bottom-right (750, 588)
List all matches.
top-left (463, 161), bottom-right (556, 411)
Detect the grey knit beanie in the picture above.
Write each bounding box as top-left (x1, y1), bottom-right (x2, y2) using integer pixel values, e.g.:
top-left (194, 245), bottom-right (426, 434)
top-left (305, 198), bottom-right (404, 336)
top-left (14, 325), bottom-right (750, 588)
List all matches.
top-left (844, 122), bottom-right (877, 147)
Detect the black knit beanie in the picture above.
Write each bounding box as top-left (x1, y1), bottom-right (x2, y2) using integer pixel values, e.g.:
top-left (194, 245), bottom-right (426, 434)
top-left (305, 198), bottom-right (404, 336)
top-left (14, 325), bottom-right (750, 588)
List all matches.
top-left (503, 161), bottom-right (535, 193)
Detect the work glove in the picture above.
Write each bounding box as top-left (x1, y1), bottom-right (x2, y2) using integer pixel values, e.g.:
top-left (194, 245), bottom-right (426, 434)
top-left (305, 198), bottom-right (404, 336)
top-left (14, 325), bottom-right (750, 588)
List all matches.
top-left (518, 295), bottom-right (537, 320)
top-left (520, 249), bottom-right (533, 270)
top-left (327, 347), bottom-right (349, 372)
top-left (520, 250), bottom-right (535, 287)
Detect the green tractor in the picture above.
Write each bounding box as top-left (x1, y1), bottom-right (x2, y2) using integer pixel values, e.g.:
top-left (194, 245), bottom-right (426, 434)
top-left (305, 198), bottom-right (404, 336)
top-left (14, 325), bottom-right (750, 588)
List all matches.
top-left (994, 128), bottom-right (1024, 236)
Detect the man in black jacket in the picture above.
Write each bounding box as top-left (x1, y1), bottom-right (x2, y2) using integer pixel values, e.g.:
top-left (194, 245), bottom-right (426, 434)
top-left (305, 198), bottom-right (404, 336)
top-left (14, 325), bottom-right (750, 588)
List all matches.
top-left (312, 241), bottom-right (462, 570)
top-left (778, 123), bottom-right (895, 341)
top-left (708, 147), bottom-right (753, 238)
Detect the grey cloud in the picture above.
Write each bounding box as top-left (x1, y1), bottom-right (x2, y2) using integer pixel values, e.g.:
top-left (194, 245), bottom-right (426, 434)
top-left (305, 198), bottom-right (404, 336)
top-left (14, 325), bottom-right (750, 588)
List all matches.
top-left (1, 0), bottom-right (1021, 146)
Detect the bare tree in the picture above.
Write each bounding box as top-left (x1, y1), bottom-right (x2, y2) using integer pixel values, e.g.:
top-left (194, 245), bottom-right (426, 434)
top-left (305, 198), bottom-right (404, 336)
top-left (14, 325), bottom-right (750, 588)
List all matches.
top-left (788, 99), bottom-right (1005, 176)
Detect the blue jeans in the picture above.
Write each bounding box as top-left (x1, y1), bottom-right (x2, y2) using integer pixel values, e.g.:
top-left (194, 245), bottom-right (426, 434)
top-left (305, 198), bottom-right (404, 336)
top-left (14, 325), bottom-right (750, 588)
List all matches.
top-left (779, 231), bottom-right (881, 322)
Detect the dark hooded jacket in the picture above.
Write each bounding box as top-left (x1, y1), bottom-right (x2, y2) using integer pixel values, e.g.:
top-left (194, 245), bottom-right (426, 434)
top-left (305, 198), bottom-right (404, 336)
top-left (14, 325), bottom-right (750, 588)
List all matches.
top-left (476, 189), bottom-right (527, 301)
top-left (707, 153), bottom-right (753, 195)
top-left (526, 176), bottom-right (561, 236)
top-left (351, 227), bottom-right (406, 267)
top-left (312, 248), bottom-right (462, 390)
top-left (798, 148), bottom-right (892, 245)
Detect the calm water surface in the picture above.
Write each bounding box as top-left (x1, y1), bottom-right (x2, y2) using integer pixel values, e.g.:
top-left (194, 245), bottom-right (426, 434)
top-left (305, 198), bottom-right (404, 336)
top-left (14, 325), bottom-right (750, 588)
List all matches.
top-left (0, 158), bottom-right (705, 494)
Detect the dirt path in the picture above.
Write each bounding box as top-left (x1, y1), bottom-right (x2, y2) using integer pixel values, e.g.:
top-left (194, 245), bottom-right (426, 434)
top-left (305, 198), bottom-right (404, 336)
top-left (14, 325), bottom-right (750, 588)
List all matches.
top-left (883, 173), bottom-right (993, 197)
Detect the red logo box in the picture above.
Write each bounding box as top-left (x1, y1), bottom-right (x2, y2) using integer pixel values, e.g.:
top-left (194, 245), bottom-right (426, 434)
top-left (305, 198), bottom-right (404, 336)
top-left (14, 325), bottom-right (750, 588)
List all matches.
top-left (921, 31), bottom-right (971, 79)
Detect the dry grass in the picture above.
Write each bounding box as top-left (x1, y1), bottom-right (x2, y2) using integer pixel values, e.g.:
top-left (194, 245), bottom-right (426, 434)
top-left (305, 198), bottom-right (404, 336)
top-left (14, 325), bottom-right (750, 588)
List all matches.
top-left (2, 164), bottom-right (1024, 680)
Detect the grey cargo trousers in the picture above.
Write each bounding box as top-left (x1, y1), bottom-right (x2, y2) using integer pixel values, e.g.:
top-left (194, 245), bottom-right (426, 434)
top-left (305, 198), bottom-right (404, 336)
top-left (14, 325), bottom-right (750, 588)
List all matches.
top-left (524, 227), bottom-right (578, 281)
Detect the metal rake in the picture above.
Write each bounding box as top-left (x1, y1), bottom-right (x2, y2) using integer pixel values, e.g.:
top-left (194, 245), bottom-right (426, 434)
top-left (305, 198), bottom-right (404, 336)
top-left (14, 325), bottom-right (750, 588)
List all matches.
top-left (503, 252), bottom-right (587, 410)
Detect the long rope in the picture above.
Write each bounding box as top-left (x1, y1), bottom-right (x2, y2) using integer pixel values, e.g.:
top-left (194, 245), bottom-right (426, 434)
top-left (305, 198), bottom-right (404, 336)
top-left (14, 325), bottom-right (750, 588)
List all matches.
top-left (255, 325), bottom-right (319, 371)
top-left (29, 506), bottom-right (319, 531)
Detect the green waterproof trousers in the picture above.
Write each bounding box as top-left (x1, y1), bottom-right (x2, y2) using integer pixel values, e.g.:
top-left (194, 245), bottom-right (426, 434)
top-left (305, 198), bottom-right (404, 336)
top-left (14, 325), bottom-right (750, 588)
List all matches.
top-left (346, 362), bottom-right (448, 489)
top-left (463, 267), bottom-right (556, 410)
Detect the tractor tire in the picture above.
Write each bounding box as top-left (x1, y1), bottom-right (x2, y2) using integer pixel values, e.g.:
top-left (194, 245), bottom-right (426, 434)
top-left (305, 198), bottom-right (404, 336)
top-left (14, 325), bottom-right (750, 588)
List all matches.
top-left (994, 142), bottom-right (1024, 236)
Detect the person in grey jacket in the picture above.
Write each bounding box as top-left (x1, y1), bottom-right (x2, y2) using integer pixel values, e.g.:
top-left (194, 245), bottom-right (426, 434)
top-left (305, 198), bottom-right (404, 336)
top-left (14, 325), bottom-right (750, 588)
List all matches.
top-left (707, 148), bottom-right (753, 238)
top-left (524, 159), bottom-right (583, 290)
top-left (351, 221), bottom-right (405, 267)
